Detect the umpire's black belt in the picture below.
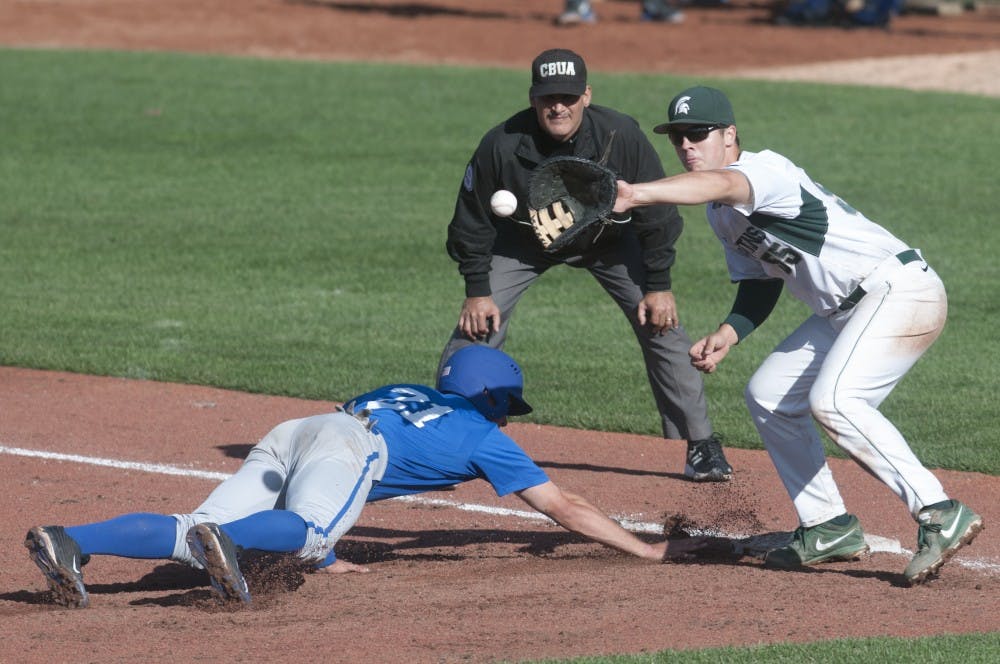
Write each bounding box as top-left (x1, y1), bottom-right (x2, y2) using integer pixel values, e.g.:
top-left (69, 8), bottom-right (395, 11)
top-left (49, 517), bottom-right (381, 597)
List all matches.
top-left (838, 249), bottom-right (922, 312)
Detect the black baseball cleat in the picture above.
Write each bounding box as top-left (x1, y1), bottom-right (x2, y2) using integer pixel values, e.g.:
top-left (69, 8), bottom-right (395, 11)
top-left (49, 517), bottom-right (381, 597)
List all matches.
top-left (684, 433), bottom-right (733, 482)
top-left (25, 525), bottom-right (90, 608)
top-left (187, 522), bottom-right (252, 606)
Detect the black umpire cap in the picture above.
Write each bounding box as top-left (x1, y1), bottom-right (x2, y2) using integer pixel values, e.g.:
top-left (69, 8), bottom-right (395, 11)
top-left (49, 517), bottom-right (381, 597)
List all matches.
top-left (529, 48), bottom-right (587, 98)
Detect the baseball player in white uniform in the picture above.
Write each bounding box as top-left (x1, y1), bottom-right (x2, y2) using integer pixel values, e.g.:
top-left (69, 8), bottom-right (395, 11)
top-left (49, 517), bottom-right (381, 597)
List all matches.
top-left (612, 85), bottom-right (983, 584)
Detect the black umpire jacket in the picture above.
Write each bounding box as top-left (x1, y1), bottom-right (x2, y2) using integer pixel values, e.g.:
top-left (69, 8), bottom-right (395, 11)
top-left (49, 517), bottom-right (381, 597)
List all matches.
top-left (446, 104), bottom-right (684, 298)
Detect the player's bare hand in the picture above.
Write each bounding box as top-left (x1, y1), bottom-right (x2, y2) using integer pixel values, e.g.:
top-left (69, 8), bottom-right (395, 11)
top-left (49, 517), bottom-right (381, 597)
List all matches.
top-left (637, 291), bottom-right (678, 335)
top-left (613, 179), bottom-right (636, 214)
top-left (689, 327), bottom-right (738, 373)
top-left (458, 296), bottom-right (500, 341)
top-left (319, 559), bottom-right (371, 574)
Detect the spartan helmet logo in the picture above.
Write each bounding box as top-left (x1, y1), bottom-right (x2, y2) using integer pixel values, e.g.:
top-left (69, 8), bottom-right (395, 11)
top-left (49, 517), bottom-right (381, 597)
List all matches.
top-left (674, 95), bottom-right (692, 116)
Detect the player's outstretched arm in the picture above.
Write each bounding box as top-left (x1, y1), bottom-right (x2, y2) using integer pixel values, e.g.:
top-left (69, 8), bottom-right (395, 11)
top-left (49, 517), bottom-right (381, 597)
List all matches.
top-left (614, 170), bottom-right (751, 213)
top-left (516, 481), bottom-right (702, 562)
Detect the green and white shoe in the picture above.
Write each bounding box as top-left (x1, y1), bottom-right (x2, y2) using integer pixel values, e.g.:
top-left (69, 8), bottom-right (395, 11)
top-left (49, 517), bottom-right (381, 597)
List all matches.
top-left (904, 500), bottom-right (983, 585)
top-left (764, 514), bottom-right (868, 568)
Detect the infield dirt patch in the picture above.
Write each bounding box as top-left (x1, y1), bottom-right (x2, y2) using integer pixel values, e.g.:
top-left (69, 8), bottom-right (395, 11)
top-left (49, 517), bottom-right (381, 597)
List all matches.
top-left (1, 2), bottom-right (998, 661)
top-left (2, 367), bottom-right (997, 661)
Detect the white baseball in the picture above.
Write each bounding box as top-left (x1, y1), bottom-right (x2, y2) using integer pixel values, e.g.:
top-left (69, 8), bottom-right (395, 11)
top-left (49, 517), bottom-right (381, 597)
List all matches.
top-left (490, 190), bottom-right (517, 218)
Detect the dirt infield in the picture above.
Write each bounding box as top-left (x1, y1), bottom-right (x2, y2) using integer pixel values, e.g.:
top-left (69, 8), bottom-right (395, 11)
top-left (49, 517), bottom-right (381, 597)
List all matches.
top-left (1, 368), bottom-right (998, 661)
top-left (1, 1), bottom-right (999, 661)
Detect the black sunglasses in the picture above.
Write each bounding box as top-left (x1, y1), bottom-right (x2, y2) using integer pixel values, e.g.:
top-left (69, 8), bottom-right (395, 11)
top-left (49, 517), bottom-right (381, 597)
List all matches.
top-left (666, 125), bottom-right (725, 147)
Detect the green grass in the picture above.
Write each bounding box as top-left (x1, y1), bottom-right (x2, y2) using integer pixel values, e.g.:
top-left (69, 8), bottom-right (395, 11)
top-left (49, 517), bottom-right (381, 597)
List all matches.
top-left (1, 48), bottom-right (998, 475)
top-left (534, 632), bottom-right (1000, 663)
top-left (0, 47), bottom-right (997, 663)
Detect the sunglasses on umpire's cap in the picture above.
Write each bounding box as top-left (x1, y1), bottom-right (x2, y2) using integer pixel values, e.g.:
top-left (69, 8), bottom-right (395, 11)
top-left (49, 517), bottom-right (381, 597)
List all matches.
top-left (652, 86), bottom-right (736, 135)
top-left (529, 48), bottom-right (587, 98)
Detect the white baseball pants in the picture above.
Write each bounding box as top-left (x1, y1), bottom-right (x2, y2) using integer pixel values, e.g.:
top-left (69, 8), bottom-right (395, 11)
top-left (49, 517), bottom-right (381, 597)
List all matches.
top-left (745, 259), bottom-right (950, 527)
top-left (171, 411), bottom-right (387, 566)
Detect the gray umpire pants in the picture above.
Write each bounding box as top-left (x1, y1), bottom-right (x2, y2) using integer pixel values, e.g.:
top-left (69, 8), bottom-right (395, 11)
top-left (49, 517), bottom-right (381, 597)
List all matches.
top-left (438, 234), bottom-right (714, 442)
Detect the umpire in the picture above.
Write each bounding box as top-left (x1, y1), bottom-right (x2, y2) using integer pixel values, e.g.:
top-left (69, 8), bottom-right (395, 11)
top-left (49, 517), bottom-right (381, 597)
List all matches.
top-left (439, 48), bottom-right (732, 482)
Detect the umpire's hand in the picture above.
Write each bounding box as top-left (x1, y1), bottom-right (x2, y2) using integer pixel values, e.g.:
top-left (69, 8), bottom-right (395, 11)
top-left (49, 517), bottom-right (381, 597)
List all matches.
top-left (638, 290), bottom-right (679, 335)
top-left (458, 296), bottom-right (500, 341)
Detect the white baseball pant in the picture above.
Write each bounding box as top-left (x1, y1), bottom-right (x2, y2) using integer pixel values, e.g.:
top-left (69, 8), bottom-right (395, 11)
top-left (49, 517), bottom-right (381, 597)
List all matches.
top-left (171, 411), bottom-right (388, 566)
top-left (745, 258), bottom-right (949, 526)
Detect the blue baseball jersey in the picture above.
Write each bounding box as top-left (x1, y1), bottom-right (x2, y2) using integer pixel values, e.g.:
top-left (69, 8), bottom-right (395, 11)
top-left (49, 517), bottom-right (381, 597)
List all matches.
top-left (344, 384), bottom-right (549, 500)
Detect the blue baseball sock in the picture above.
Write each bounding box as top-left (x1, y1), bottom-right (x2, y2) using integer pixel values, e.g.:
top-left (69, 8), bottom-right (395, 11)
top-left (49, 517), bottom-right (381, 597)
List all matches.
top-left (67, 513), bottom-right (178, 558)
top-left (221, 510), bottom-right (308, 552)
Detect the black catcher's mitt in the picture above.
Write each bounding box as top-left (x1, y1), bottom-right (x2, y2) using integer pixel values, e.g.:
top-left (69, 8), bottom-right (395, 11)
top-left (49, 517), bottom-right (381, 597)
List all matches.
top-left (527, 156), bottom-right (618, 253)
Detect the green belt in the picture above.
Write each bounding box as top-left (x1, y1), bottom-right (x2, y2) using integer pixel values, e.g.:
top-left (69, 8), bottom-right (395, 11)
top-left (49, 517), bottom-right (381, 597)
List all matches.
top-left (838, 249), bottom-right (922, 312)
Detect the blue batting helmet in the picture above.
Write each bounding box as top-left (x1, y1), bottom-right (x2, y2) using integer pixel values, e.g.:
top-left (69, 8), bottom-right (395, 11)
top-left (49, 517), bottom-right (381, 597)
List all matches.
top-left (437, 346), bottom-right (533, 421)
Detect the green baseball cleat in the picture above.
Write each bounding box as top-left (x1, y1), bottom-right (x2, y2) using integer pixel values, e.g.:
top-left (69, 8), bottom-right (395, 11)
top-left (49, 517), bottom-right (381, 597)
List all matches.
top-left (764, 514), bottom-right (868, 568)
top-left (904, 500), bottom-right (983, 585)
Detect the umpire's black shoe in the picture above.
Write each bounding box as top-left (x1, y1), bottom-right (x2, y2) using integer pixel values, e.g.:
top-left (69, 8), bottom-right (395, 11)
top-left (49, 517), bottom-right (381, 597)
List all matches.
top-left (684, 433), bottom-right (733, 482)
top-left (187, 522), bottom-right (251, 606)
top-left (25, 525), bottom-right (90, 608)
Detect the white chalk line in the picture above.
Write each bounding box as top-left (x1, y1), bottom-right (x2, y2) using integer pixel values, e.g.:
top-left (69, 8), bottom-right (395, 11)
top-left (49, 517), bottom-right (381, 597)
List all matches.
top-left (3, 444), bottom-right (233, 481)
top-left (4, 444), bottom-right (998, 574)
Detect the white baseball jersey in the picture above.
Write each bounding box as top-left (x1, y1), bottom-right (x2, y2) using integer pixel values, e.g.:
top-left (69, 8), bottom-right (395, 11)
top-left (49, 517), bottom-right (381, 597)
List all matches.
top-left (709, 149), bottom-right (909, 316)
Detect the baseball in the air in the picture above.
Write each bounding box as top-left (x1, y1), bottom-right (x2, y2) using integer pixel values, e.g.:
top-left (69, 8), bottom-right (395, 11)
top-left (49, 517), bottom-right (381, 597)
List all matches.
top-left (490, 189), bottom-right (517, 217)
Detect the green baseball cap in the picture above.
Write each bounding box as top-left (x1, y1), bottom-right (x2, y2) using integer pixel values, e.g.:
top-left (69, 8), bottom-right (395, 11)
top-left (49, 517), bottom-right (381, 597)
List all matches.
top-left (652, 86), bottom-right (735, 133)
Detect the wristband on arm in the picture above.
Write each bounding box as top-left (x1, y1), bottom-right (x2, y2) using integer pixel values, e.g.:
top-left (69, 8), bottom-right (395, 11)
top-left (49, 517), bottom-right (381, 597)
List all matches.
top-left (722, 278), bottom-right (783, 342)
